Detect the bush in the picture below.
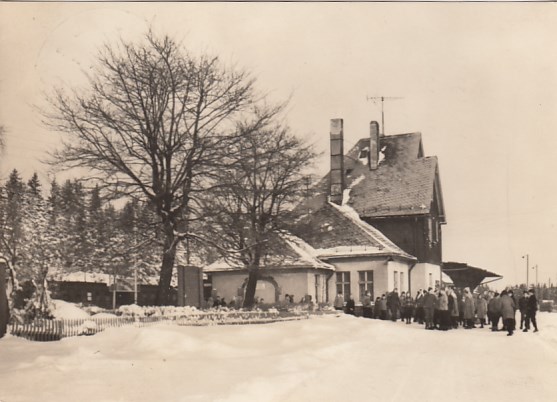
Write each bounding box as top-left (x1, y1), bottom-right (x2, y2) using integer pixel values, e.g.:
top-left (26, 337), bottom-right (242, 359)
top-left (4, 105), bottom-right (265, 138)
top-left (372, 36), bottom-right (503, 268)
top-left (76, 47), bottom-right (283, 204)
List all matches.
top-left (540, 300), bottom-right (554, 312)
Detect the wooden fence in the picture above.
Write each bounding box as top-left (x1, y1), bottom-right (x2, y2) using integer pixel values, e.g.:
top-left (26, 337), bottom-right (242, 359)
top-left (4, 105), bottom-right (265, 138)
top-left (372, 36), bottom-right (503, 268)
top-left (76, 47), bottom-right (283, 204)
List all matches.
top-left (9, 311), bottom-right (309, 342)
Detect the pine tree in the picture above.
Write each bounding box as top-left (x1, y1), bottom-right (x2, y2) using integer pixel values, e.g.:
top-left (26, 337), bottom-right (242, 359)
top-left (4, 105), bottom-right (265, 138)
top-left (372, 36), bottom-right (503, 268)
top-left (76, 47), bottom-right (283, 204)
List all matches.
top-left (19, 176), bottom-right (60, 319)
top-left (27, 173), bottom-right (42, 198)
top-left (0, 170), bottom-right (25, 270)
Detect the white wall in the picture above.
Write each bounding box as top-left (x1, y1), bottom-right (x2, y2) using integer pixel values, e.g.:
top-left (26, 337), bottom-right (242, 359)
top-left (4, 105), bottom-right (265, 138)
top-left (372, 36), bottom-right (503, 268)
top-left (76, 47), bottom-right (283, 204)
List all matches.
top-left (324, 257), bottom-right (407, 303)
top-left (208, 269), bottom-right (329, 304)
top-left (387, 260), bottom-right (410, 294)
top-left (410, 263), bottom-right (441, 294)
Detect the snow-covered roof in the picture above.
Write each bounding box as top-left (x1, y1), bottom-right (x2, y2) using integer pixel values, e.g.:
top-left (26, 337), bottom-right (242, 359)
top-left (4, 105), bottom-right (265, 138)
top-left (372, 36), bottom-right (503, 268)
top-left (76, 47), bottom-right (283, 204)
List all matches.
top-left (302, 132), bottom-right (445, 222)
top-left (205, 232), bottom-right (334, 273)
top-left (49, 270), bottom-right (172, 287)
top-left (291, 202), bottom-right (416, 261)
top-left (50, 271), bottom-right (113, 284)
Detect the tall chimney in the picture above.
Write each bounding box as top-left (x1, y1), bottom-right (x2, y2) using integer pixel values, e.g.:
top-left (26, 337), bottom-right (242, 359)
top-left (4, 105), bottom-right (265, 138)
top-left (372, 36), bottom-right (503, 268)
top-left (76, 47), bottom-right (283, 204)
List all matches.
top-left (329, 118), bottom-right (344, 205)
top-left (369, 121), bottom-right (380, 170)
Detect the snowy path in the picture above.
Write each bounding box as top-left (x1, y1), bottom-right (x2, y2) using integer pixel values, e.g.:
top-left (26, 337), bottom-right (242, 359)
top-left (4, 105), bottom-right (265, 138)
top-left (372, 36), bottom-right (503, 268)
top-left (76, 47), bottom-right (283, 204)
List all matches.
top-left (1, 313), bottom-right (556, 402)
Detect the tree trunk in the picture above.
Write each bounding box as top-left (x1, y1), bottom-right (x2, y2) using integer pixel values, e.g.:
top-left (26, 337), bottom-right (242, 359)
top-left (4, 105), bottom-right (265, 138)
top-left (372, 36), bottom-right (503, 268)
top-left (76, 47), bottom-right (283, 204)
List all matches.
top-left (243, 269), bottom-right (259, 309)
top-left (155, 224), bottom-right (178, 306)
top-left (0, 262), bottom-right (9, 338)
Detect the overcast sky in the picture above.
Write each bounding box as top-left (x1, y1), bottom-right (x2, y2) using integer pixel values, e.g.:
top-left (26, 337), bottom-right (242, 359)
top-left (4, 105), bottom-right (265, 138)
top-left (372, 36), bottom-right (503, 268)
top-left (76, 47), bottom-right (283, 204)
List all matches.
top-left (1, 2), bottom-right (556, 289)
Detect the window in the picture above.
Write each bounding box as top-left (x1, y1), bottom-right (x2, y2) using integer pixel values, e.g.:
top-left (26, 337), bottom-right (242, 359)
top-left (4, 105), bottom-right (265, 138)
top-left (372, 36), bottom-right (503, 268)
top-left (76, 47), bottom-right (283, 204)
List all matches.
top-left (336, 272), bottom-right (351, 301)
top-left (428, 217), bottom-right (439, 244)
top-left (86, 292), bottom-right (92, 302)
top-left (393, 271), bottom-right (398, 289)
top-left (400, 272), bottom-right (404, 291)
top-left (359, 271), bottom-right (374, 299)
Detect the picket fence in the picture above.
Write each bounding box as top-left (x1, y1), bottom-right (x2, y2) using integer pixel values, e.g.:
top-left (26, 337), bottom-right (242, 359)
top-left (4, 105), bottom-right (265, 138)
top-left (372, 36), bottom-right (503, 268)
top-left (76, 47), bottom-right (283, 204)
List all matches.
top-left (9, 310), bottom-right (309, 342)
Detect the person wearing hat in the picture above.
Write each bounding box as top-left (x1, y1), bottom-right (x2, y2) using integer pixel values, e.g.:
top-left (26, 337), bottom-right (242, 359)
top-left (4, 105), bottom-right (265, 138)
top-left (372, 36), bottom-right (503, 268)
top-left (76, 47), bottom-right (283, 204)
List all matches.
top-left (423, 288), bottom-right (437, 330)
top-left (500, 290), bottom-right (516, 336)
top-left (488, 292), bottom-right (502, 331)
top-left (524, 289), bottom-right (539, 333)
top-left (518, 290), bottom-right (529, 330)
top-left (387, 288), bottom-right (401, 322)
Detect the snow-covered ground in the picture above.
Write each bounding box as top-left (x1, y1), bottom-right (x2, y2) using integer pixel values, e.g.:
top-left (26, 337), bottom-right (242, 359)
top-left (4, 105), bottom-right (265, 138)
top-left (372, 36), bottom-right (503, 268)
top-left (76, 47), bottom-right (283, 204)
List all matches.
top-left (1, 312), bottom-right (556, 402)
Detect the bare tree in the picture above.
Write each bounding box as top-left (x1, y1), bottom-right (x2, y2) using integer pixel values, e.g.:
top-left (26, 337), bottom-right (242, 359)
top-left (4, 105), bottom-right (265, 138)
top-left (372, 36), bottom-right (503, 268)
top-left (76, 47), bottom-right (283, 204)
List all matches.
top-left (44, 31), bottom-right (256, 305)
top-left (0, 125), bottom-right (5, 153)
top-left (205, 110), bottom-right (316, 308)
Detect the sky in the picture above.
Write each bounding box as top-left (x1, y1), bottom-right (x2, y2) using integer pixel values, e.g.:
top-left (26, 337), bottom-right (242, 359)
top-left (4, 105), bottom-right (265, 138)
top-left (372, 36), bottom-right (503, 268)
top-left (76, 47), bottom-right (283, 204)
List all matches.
top-left (0, 2), bottom-right (556, 288)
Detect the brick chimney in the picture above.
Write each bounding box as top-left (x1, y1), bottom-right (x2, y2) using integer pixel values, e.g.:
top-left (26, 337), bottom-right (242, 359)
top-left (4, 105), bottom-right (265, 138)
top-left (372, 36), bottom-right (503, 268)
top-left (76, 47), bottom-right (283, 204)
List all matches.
top-left (369, 121), bottom-right (380, 170)
top-left (329, 118), bottom-right (344, 205)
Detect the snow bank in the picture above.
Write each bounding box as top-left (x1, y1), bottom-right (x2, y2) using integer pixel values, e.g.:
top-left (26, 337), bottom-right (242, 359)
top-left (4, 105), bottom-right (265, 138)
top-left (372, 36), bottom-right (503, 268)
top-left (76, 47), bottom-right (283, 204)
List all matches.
top-left (1, 312), bottom-right (556, 402)
top-left (51, 299), bottom-right (90, 319)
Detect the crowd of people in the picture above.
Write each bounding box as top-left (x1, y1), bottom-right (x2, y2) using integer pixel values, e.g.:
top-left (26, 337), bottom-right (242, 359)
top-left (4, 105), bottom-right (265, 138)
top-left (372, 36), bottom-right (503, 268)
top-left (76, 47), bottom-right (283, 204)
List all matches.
top-left (337, 286), bottom-right (540, 336)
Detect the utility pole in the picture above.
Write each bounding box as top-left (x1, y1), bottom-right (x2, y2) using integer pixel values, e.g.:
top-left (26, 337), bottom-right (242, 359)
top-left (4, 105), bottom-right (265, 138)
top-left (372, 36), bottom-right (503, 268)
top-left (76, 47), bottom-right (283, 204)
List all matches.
top-left (366, 96), bottom-right (403, 136)
top-left (133, 210), bottom-right (138, 305)
top-left (522, 254), bottom-right (529, 288)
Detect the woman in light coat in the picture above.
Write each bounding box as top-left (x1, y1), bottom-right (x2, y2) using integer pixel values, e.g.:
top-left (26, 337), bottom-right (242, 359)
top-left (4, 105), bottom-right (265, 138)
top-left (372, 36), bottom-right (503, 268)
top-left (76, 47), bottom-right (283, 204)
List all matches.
top-left (438, 290), bottom-right (450, 331)
top-left (500, 290), bottom-right (516, 336)
top-left (476, 294), bottom-right (488, 328)
top-left (463, 288), bottom-right (476, 329)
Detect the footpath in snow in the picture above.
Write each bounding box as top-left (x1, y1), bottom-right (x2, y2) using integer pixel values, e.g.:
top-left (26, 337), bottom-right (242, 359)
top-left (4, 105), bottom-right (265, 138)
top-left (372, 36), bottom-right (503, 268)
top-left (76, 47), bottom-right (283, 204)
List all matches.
top-left (1, 312), bottom-right (556, 402)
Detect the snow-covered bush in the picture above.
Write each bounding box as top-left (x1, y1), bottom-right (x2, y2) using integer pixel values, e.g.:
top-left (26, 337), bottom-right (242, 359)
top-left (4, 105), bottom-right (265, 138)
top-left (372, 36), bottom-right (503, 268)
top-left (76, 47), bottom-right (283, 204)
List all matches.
top-left (78, 320), bottom-right (98, 336)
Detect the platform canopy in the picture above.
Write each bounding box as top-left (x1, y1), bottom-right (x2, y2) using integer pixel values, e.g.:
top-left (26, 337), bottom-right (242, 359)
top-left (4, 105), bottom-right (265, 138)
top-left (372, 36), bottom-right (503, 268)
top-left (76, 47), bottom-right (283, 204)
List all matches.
top-left (442, 262), bottom-right (503, 290)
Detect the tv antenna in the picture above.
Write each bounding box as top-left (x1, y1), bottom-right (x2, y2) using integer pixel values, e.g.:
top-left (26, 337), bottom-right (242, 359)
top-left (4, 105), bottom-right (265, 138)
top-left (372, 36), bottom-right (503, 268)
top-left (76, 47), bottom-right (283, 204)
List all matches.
top-left (366, 96), bottom-right (403, 136)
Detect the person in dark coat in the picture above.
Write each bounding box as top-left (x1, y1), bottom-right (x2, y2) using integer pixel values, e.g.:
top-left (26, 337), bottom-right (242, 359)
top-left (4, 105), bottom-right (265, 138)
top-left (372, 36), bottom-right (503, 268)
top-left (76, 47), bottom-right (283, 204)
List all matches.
top-left (448, 288), bottom-right (459, 329)
top-left (345, 295), bottom-right (356, 315)
top-left (433, 289), bottom-right (441, 329)
top-left (457, 290), bottom-right (465, 326)
top-left (414, 289), bottom-right (425, 324)
top-left (402, 293), bottom-right (414, 324)
top-left (423, 288), bottom-right (437, 330)
top-left (488, 292), bottom-right (502, 331)
top-left (399, 291), bottom-right (406, 321)
top-left (387, 288), bottom-right (400, 322)
top-left (518, 290), bottom-right (529, 330)
top-left (500, 290), bottom-right (516, 336)
top-left (524, 289), bottom-right (539, 332)
top-left (374, 297), bottom-right (381, 319)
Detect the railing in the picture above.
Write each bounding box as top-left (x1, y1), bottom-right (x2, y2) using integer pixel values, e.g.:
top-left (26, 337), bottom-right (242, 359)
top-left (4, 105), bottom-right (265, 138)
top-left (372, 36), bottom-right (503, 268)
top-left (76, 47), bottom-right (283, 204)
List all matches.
top-left (8, 310), bottom-right (310, 342)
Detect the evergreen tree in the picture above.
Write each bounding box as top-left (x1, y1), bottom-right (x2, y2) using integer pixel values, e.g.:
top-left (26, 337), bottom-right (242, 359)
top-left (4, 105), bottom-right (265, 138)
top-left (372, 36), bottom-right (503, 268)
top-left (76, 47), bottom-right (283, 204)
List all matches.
top-left (19, 176), bottom-right (60, 319)
top-left (27, 173), bottom-right (42, 198)
top-left (0, 170), bottom-right (25, 269)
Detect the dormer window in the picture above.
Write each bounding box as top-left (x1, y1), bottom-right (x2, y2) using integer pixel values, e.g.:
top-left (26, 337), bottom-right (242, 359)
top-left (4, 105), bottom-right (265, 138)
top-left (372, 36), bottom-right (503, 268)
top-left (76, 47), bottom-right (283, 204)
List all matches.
top-left (359, 149), bottom-right (369, 159)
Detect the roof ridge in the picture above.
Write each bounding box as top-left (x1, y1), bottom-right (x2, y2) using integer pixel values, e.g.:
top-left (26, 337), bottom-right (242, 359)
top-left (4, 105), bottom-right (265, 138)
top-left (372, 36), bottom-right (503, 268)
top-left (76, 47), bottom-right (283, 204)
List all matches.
top-left (354, 132), bottom-right (422, 143)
